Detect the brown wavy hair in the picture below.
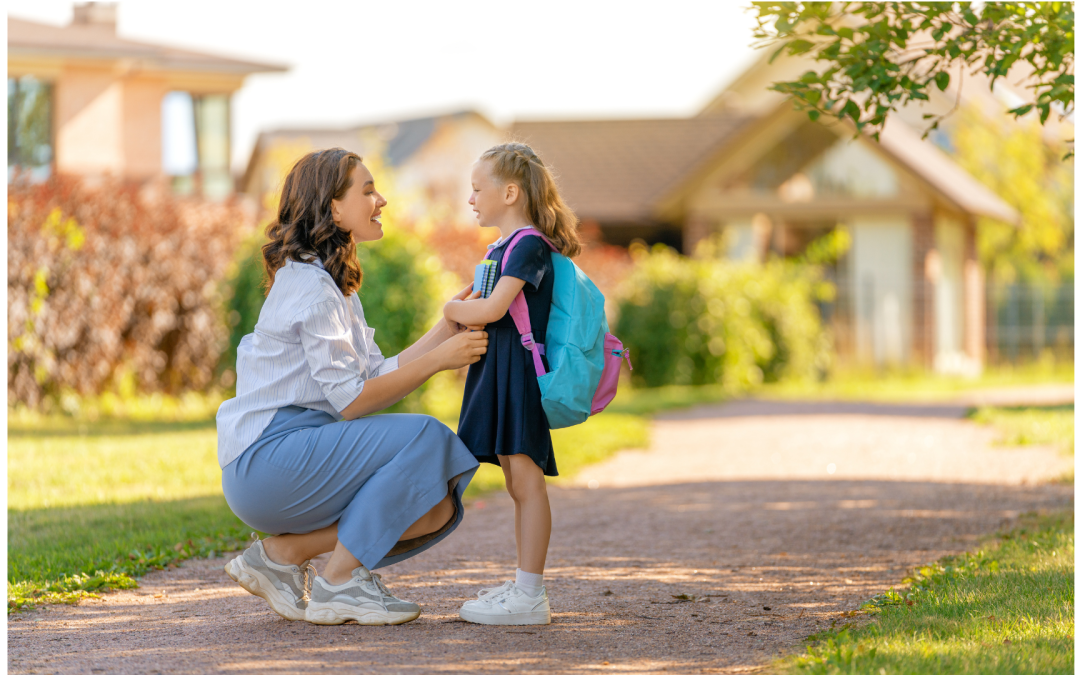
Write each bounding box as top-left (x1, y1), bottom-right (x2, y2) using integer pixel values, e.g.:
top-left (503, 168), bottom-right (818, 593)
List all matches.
top-left (480, 142), bottom-right (581, 258)
top-left (262, 148), bottom-right (365, 296)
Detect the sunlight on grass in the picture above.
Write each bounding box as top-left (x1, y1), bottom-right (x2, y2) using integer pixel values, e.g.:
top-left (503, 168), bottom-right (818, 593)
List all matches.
top-left (969, 405), bottom-right (1074, 455)
top-left (761, 361), bottom-right (1073, 403)
top-left (778, 511), bottom-right (1074, 674)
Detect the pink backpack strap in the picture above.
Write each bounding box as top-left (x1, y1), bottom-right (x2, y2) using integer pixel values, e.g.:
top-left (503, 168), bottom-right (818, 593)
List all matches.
top-left (487, 229), bottom-right (556, 377)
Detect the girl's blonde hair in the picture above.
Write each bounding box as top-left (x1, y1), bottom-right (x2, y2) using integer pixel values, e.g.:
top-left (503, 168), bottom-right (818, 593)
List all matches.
top-left (480, 142), bottom-right (581, 258)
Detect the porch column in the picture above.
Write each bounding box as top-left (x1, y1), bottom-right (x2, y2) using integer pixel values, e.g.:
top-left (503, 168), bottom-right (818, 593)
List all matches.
top-left (963, 219), bottom-right (986, 367)
top-left (683, 213), bottom-right (712, 256)
top-left (911, 211), bottom-right (936, 368)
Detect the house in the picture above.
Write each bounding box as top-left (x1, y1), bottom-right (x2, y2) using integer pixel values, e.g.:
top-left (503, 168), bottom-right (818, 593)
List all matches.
top-left (240, 110), bottom-right (503, 222)
top-left (512, 53), bottom-right (1028, 374)
top-left (7, 3), bottom-right (285, 198)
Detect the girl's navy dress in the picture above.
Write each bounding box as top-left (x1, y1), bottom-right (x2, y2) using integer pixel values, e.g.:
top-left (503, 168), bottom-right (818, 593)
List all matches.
top-left (458, 233), bottom-right (557, 476)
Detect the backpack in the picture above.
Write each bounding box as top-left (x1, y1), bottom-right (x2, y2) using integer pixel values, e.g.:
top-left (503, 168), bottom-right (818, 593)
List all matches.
top-left (487, 228), bottom-right (632, 429)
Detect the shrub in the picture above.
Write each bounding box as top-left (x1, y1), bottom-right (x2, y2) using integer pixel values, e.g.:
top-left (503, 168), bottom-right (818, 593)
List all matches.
top-left (613, 243), bottom-right (831, 390)
top-left (8, 177), bottom-right (255, 408)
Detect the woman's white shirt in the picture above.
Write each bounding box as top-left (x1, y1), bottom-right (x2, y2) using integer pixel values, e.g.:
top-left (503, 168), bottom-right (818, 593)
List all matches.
top-left (216, 258), bottom-right (399, 468)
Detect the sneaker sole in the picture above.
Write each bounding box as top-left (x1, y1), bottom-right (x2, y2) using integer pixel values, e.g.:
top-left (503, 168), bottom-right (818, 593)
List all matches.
top-left (458, 606), bottom-right (551, 625)
top-left (306, 602), bottom-right (420, 626)
top-left (224, 556), bottom-right (306, 622)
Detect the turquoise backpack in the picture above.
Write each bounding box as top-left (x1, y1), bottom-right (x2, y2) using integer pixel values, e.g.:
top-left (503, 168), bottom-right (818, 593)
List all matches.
top-left (486, 229), bottom-right (632, 429)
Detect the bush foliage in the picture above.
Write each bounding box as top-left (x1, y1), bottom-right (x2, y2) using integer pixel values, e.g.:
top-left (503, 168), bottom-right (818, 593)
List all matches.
top-left (614, 243), bottom-right (831, 390)
top-left (8, 177), bottom-right (254, 408)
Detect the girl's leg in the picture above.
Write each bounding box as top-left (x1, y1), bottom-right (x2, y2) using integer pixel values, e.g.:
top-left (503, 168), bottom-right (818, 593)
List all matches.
top-left (498, 454), bottom-right (550, 574)
top-left (500, 460), bottom-right (522, 565)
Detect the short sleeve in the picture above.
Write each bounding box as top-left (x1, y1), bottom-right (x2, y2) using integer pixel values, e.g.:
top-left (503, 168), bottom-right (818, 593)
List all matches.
top-left (501, 236), bottom-right (549, 291)
top-left (295, 300), bottom-right (367, 413)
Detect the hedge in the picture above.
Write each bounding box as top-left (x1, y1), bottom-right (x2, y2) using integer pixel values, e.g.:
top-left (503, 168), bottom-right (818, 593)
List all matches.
top-left (8, 177), bottom-right (254, 408)
top-left (614, 244), bottom-right (832, 390)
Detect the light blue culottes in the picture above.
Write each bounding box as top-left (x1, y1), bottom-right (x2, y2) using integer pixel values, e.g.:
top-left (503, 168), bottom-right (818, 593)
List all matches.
top-left (222, 406), bottom-right (479, 570)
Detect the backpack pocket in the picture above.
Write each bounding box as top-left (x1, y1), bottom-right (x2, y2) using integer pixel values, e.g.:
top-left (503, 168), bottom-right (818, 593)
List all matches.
top-left (590, 333), bottom-right (629, 415)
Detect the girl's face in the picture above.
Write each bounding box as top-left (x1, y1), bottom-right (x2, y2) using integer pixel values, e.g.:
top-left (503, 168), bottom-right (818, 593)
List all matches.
top-left (332, 163), bottom-right (387, 242)
top-left (468, 160), bottom-right (519, 229)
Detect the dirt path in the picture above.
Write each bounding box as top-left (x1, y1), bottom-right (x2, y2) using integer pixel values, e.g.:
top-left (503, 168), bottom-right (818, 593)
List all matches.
top-left (9, 398), bottom-right (1073, 675)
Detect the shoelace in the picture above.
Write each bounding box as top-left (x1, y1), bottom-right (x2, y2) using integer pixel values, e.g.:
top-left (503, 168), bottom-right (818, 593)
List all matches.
top-left (300, 562), bottom-right (317, 602)
top-left (475, 582), bottom-right (515, 605)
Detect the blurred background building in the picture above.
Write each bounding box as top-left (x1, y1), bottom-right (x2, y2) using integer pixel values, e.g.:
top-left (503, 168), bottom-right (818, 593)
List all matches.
top-left (7, 3), bottom-right (284, 198)
top-left (8, 2), bottom-right (1072, 380)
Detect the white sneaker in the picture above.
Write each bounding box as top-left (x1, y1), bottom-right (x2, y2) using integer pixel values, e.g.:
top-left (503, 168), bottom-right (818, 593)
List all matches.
top-left (459, 581), bottom-right (551, 625)
top-left (305, 567), bottom-right (421, 626)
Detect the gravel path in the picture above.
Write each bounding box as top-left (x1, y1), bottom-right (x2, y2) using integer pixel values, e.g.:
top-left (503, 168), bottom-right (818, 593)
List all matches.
top-left (9, 397), bottom-right (1073, 675)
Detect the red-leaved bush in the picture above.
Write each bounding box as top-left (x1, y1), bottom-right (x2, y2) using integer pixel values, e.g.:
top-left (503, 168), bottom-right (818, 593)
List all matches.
top-left (8, 177), bottom-right (255, 408)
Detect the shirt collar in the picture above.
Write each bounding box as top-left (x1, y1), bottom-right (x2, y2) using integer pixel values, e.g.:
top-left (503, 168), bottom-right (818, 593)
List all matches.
top-left (297, 254), bottom-right (324, 269)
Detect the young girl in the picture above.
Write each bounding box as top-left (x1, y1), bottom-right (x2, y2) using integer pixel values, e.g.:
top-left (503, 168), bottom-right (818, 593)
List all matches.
top-left (443, 142), bottom-right (581, 625)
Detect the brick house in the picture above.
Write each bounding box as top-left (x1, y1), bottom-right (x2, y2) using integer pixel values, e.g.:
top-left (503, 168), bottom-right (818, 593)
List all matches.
top-left (7, 3), bottom-right (284, 198)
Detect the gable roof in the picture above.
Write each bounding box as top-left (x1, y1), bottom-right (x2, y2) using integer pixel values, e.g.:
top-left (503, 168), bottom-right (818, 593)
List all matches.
top-left (874, 120), bottom-right (1019, 223)
top-left (8, 16), bottom-right (286, 75)
top-left (511, 116), bottom-right (751, 223)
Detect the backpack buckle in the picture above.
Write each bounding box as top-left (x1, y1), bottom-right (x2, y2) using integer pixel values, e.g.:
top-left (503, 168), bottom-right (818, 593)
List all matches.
top-left (521, 332), bottom-right (535, 351)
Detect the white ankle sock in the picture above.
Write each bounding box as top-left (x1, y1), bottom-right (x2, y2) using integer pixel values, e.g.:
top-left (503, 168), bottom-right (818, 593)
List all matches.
top-left (515, 569), bottom-right (544, 596)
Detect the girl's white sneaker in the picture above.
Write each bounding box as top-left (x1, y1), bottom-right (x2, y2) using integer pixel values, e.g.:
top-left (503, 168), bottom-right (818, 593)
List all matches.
top-left (459, 582), bottom-right (551, 625)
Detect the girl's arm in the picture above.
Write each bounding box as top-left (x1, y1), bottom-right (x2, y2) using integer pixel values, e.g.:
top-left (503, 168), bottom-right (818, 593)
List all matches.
top-left (443, 276), bottom-right (527, 327)
top-left (398, 285), bottom-right (478, 367)
top-left (339, 330), bottom-right (488, 420)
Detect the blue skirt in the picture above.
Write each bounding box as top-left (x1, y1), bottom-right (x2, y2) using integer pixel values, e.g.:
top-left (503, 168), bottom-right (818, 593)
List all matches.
top-left (221, 406), bottom-right (478, 570)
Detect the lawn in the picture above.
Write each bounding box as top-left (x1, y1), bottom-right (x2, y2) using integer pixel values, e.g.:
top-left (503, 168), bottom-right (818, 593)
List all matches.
top-left (7, 407), bottom-right (647, 612)
top-left (969, 404), bottom-right (1074, 455)
top-left (777, 511), bottom-right (1074, 674)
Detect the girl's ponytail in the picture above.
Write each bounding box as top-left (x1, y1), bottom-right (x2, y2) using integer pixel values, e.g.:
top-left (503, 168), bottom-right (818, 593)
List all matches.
top-left (480, 143), bottom-right (581, 258)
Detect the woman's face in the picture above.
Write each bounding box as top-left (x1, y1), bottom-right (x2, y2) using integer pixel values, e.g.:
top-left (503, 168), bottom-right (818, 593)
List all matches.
top-left (468, 160), bottom-right (516, 229)
top-left (332, 163), bottom-right (387, 242)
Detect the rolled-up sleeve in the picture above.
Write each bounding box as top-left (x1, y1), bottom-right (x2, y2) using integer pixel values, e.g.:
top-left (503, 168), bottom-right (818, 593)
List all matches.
top-left (296, 301), bottom-right (367, 413)
top-left (375, 354), bottom-right (399, 375)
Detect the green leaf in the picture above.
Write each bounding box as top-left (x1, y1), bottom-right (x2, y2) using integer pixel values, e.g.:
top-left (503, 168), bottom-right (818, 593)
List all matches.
top-left (1009, 104), bottom-right (1035, 117)
top-left (787, 39), bottom-right (816, 56)
top-left (842, 100), bottom-right (861, 121)
top-left (807, 109), bottom-right (821, 121)
top-left (935, 71), bottom-right (950, 91)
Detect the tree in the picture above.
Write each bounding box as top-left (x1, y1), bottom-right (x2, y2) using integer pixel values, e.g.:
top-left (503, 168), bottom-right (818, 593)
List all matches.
top-left (751, 2), bottom-right (1074, 144)
top-left (952, 107), bottom-right (1073, 284)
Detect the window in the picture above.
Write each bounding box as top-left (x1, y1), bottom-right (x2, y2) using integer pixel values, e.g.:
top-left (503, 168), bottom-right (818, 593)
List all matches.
top-left (161, 91), bottom-right (232, 200)
top-left (8, 76), bottom-right (54, 183)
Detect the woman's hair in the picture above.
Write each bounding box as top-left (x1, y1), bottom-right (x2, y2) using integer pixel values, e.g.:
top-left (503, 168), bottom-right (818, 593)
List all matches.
top-left (262, 148), bottom-right (365, 296)
top-left (480, 142), bottom-right (581, 258)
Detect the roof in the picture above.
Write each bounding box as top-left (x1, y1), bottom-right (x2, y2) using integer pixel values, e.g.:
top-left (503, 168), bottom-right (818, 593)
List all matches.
top-left (241, 110), bottom-right (493, 192)
top-left (8, 16), bottom-right (286, 75)
top-left (875, 120), bottom-right (1020, 224)
top-left (510, 116), bottom-right (751, 222)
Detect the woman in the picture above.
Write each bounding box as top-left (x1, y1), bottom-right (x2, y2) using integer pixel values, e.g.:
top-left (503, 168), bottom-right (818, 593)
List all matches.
top-left (216, 148), bottom-right (486, 626)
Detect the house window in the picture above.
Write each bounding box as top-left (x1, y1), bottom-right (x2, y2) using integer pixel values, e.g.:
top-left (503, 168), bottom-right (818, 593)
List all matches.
top-left (8, 75), bottom-right (54, 183)
top-left (162, 91), bottom-right (232, 200)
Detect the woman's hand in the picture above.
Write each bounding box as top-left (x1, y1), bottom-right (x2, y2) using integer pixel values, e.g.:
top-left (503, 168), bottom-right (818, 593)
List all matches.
top-left (433, 330), bottom-right (488, 371)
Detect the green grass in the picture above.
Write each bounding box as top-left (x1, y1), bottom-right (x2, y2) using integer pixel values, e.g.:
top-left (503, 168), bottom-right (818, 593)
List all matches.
top-left (969, 405), bottom-right (1075, 455)
top-left (8, 405), bottom-right (649, 612)
top-left (778, 511), bottom-right (1074, 674)
top-left (760, 361), bottom-right (1073, 403)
